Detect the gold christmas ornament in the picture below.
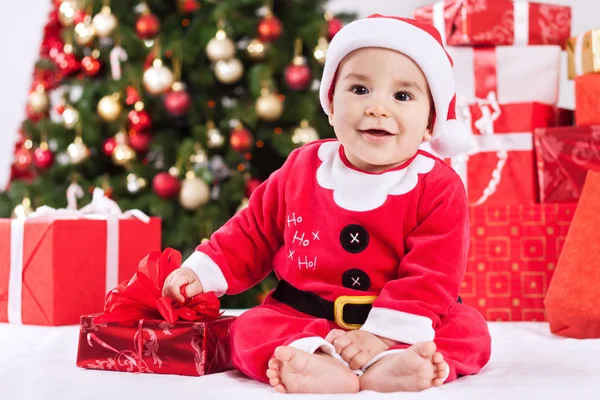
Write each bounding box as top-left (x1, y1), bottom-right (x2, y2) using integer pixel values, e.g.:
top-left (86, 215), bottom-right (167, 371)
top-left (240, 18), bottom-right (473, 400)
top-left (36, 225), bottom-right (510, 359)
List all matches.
top-left (214, 58), bottom-right (244, 84)
top-left (58, 0), bottom-right (78, 27)
top-left (206, 120), bottom-right (225, 149)
top-left (246, 38), bottom-right (267, 61)
top-left (126, 173), bottom-right (147, 194)
top-left (143, 58), bottom-right (174, 95)
top-left (179, 171), bottom-right (211, 210)
top-left (292, 119), bottom-right (319, 145)
top-left (74, 16), bottom-right (96, 46)
top-left (92, 5), bottom-right (118, 38)
top-left (112, 131), bottom-right (136, 166)
top-left (313, 37), bottom-right (329, 65)
top-left (67, 136), bottom-right (90, 164)
top-left (206, 29), bottom-right (236, 62)
top-left (190, 144), bottom-right (208, 165)
top-left (256, 87), bottom-right (283, 122)
top-left (97, 93), bottom-right (122, 122)
top-left (12, 197), bottom-right (34, 219)
top-left (62, 105), bottom-right (79, 129)
top-left (28, 86), bottom-right (50, 113)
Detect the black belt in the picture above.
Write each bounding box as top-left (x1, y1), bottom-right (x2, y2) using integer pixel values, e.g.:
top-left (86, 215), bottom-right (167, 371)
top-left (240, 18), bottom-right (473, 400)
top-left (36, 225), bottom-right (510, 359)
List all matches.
top-left (271, 279), bottom-right (463, 330)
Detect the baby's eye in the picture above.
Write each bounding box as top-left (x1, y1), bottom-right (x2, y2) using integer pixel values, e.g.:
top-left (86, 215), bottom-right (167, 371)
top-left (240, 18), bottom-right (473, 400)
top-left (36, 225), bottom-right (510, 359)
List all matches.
top-left (351, 85), bottom-right (369, 95)
top-left (394, 91), bottom-right (413, 101)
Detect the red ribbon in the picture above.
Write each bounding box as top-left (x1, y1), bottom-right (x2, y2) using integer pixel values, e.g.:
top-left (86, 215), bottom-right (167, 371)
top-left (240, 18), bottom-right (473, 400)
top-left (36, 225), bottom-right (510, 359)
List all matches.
top-left (473, 47), bottom-right (498, 100)
top-left (94, 248), bottom-right (221, 325)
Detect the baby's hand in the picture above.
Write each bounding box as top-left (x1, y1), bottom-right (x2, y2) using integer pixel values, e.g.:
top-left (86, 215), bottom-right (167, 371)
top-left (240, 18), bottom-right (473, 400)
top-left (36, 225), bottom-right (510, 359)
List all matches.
top-left (325, 329), bottom-right (391, 370)
top-left (162, 267), bottom-right (204, 303)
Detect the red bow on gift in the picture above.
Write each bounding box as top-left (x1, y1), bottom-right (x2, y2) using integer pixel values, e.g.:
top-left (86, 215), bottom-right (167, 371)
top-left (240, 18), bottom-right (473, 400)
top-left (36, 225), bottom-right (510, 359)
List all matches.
top-left (95, 248), bottom-right (221, 324)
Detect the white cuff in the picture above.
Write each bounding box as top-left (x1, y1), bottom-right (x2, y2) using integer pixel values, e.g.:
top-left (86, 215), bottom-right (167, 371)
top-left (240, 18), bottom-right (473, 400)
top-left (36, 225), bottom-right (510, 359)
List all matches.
top-left (287, 337), bottom-right (364, 376)
top-left (181, 251), bottom-right (228, 297)
top-left (360, 307), bottom-right (435, 345)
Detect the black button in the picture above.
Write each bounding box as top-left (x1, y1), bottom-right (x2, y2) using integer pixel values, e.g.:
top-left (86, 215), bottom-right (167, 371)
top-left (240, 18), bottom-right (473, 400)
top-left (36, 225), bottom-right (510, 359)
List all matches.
top-left (340, 224), bottom-right (369, 253)
top-left (342, 269), bottom-right (371, 291)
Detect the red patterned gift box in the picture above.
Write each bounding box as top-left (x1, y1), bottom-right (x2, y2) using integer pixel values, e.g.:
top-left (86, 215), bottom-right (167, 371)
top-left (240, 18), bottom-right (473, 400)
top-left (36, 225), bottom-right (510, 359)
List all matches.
top-left (76, 249), bottom-right (235, 376)
top-left (414, 0), bottom-right (571, 47)
top-left (534, 126), bottom-right (600, 203)
top-left (0, 189), bottom-right (161, 326)
top-left (575, 74), bottom-right (600, 126)
top-left (459, 204), bottom-right (575, 322)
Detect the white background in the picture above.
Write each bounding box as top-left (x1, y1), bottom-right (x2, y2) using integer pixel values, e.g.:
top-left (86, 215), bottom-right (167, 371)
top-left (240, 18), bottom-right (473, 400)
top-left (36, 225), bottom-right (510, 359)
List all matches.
top-left (1, 0), bottom-right (599, 188)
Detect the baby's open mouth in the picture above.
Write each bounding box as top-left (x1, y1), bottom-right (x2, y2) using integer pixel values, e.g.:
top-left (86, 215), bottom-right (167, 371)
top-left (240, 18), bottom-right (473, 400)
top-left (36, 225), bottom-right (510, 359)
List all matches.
top-left (360, 129), bottom-right (393, 136)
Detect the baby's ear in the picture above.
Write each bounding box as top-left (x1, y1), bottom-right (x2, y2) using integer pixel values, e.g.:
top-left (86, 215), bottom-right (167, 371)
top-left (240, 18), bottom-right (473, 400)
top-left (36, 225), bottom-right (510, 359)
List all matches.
top-left (423, 130), bottom-right (433, 142)
top-left (328, 103), bottom-right (334, 126)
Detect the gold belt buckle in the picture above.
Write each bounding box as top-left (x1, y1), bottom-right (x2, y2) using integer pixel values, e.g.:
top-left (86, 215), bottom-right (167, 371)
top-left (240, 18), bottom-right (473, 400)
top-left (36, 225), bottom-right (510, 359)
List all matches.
top-left (333, 295), bottom-right (377, 331)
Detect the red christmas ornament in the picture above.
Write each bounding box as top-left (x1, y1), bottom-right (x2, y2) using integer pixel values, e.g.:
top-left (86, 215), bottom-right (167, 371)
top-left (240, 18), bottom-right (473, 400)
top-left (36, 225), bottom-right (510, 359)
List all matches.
top-left (245, 178), bottom-right (262, 198)
top-left (14, 147), bottom-right (33, 172)
top-left (129, 130), bottom-right (152, 153)
top-left (102, 137), bottom-right (117, 156)
top-left (54, 51), bottom-right (80, 76)
top-left (136, 13), bottom-right (160, 39)
top-left (126, 86), bottom-right (141, 105)
top-left (230, 125), bottom-right (254, 152)
top-left (328, 17), bottom-right (343, 40)
top-left (163, 83), bottom-right (191, 117)
top-left (178, 0), bottom-right (201, 13)
top-left (26, 105), bottom-right (45, 122)
top-left (128, 109), bottom-right (152, 131)
top-left (258, 14), bottom-right (283, 42)
top-left (33, 146), bottom-right (54, 169)
top-left (152, 172), bottom-right (180, 199)
top-left (81, 55), bottom-right (101, 76)
top-left (284, 61), bottom-right (312, 91)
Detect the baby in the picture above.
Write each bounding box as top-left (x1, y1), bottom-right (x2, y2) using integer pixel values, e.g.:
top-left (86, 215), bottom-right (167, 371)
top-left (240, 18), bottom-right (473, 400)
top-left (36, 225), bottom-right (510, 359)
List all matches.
top-left (163, 15), bottom-right (491, 394)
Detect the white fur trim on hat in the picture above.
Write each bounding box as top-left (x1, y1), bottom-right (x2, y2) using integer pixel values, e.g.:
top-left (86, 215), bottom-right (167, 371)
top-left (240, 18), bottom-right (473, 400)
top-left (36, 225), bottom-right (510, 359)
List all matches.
top-left (319, 16), bottom-right (474, 158)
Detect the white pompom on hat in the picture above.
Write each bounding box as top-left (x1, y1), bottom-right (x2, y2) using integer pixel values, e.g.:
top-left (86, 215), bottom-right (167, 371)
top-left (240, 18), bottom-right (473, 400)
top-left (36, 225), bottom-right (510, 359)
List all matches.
top-left (319, 14), bottom-right (475, 158)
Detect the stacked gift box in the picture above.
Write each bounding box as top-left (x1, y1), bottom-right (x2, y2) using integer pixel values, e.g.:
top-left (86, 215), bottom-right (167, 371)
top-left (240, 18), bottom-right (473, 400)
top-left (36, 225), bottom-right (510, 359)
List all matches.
top-left (414, 0), bottom-right (600, 321)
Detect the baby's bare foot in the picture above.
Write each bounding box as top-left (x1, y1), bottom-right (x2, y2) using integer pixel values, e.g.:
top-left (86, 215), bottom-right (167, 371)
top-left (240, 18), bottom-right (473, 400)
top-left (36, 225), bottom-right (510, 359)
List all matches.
top-left (360, 341), bottom-right (448, 392)
top-left (265, 346), bottom-right (359, 394)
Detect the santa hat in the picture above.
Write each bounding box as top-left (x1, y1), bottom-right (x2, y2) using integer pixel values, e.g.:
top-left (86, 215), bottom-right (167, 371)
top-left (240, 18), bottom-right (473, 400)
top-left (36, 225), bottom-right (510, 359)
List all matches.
top-left (319, 14), bottom-right (474, 158)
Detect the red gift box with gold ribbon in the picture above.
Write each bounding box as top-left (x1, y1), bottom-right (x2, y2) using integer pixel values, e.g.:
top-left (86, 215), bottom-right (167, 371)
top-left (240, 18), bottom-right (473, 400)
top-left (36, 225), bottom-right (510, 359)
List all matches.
top-left (76, 248), bottom-right (235, 376)
top-left (460, 203), bottom-right (575, 321)
top-left (414, 0), bottom-right (571, 47)
top-left (534, 125), bottom-right (600, 203)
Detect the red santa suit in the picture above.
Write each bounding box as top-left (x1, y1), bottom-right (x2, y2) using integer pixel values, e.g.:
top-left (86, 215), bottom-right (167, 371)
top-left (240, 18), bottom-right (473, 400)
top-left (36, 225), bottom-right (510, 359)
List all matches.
top-left (182, 139), bottom-right (492, 383)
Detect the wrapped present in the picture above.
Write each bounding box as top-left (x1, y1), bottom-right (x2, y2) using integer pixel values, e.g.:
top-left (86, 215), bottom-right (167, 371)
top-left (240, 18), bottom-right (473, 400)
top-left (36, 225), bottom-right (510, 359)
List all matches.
top-left (567, 29), bottom-right (600, 79)
top-left (460, 203), bottom-right (576, 322)
top-left (447, 46), bottom-right (562, 105)
top-left (76, 248), bottom-right (235, 376)
top-left (0, 188), bottom-right (161, 326)
top-left (414, 0), bottom-right (571, 47)
top-left (534, 125), bottom-right (600, 203)
top-left (575, 74), bottom-right (600, 126)
top-left (450, 100), bottom-right (562, 206)
top-left (545, 171), bottom-right (600, 338)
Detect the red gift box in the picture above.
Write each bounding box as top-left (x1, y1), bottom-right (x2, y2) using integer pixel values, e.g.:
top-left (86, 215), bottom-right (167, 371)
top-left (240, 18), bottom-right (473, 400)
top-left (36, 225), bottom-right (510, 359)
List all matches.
top-left (575, 74), bottom-right (600, 126)
top-left (414, 0), bottom-right (571, 47)
top-left (77, 315), bottom-right (235, 376)
top-left (460, 203), bottom-right (575, 321)
top-left (450, 102), bottom-right (559, 206)
top-left (0, 191), bottom-right (161, 326)
top-left (76, 249), bottom-right (235, 376)
top-left (534, 125), bottom-right (600, 203)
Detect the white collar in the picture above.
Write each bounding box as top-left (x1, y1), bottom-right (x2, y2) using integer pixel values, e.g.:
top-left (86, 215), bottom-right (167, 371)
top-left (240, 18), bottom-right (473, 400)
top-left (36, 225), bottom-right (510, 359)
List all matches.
top-left (316, 141), bottom-right (435, 212)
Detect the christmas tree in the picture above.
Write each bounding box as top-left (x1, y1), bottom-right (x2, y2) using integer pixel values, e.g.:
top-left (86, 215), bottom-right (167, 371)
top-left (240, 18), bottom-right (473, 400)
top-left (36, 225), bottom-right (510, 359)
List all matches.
top-left (0, 0), bottom-right (354, 308)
